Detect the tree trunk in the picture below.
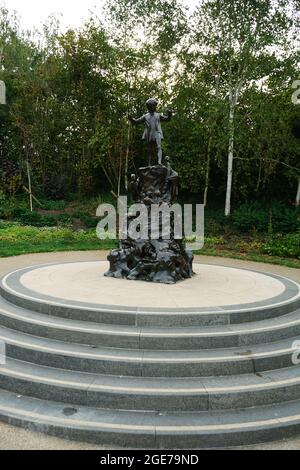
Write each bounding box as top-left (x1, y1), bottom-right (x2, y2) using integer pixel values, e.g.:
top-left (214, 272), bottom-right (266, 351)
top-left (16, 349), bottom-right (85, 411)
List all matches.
top-left (124, 124), bottom-right (130, 191)
top-left (26, 159), bottom-right (33, 212)
top-left (203, 135), bottom-right (212, 206)
top-left (117, 153), bottom-right (122, 198)
top-left (296, 177), bottom-right (300, 207)
top-left (225, 96), bottom-right (235, 216)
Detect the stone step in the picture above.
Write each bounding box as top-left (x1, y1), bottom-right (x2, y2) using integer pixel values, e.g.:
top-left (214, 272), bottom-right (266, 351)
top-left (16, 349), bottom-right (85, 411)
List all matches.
top-left (1, 358), bottom-right (300, 412)
top-left (1, 296), bottom-right (300, 350)
top-left (1, 263), bottom-right (300, 448)
top-left (0, 388), bottom-right (300, 448)
top-left (2, 270), bottom-right (299, 327)
top-left (0, 324), bottom-right (298, 377)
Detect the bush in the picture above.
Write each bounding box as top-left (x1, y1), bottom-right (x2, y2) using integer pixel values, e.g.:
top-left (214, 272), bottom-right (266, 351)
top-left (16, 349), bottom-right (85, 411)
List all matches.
top-left (261, 232), bottom-right (300, 258)
top-left (271, 203), bottom-right (300, 234)
top-left (204, 208), bottom-right (232, 235)
top-left (54, 214), bottom-right (73, 226)
top-left (232, 202), bottom-right (268, 232)
top-left (71, 210), bottom-right (99, 228)
top-left (0, 196), bottom-right (27, 219)
top-left (232, 202), bottom-right (299, 234)
top-left (41, 200), bottom-right (67, 211)
top-left (15, 210), bottom-right (57, 227)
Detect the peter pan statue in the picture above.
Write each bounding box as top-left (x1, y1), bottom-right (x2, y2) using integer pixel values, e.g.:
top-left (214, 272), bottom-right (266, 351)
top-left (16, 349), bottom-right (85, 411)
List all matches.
top-left (129, 98), bottom-right (172, 166)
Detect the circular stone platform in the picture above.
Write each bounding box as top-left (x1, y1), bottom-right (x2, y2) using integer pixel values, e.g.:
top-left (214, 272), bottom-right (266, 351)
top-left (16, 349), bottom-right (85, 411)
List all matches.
top-left (1, 259), bottom-right (300, 449)
top-left (1, 261), bottom-right (299, 314)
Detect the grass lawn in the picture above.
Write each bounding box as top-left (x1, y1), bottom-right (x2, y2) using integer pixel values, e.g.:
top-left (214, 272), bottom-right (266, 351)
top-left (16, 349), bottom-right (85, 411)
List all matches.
top-left (0, 223), bottom-right (115, 257)
top-left (0, 221), bottom-right (299, 269)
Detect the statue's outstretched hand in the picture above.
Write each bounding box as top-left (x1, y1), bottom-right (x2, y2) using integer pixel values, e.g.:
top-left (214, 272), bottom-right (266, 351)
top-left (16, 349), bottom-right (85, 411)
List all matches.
top-left (161, 109), bottom-right (173, 121)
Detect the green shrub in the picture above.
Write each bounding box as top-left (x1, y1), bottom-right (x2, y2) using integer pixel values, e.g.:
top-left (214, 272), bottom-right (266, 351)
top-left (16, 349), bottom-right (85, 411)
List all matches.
top-left (15, 210), bottom-right (57, 227)
top-left (54, 214), bottom-right (73, 226)
top-left (0, 220), bottom-right (13, 229)
top-left (0, 197), bottom-right (27, 219)
top-left (261, 232), bottom-right (300, 258)
top-left (232, 202), bottom-right (268, 232)
top-left (271, 203), bottom-right (300, 234)
top-left (71, 210), bottom-right (99, 228)
top-left (41, 200), bottom-right (67, 211)
top-left (204, 209), bottom-right (230, 235)
top-left (232, 202), bottom-right (299, 234)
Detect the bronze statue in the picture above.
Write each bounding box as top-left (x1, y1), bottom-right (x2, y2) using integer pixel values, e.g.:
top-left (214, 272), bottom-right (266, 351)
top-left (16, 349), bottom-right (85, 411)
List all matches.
top-left (105, 99), bottom-right (193, 284)
top-left (129, 98), bottom-right (172, 166)
top-left (129, 174), bottom-right (140, 202)
top-left (165, 156), bottom-right (178, 203)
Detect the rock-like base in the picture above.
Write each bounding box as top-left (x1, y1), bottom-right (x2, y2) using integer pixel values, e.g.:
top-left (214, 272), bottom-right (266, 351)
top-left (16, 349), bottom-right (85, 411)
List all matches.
top-left (105, 239), bottom-right (193, 284)
top-left (105, 163), bottom-right (193, 284)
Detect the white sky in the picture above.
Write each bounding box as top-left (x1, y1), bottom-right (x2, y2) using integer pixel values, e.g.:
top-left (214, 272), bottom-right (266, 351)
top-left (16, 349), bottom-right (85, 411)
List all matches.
top-left (2, 0), bottom-right (106, 31)
top-left (1, 0), bottom-right (198, 32)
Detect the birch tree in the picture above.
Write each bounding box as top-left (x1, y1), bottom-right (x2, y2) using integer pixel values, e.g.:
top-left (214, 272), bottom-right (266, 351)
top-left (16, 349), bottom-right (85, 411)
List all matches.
top-left (296, 178), bottom-right (300, 206)
top-left (193, 0), bottom-right (294, 215)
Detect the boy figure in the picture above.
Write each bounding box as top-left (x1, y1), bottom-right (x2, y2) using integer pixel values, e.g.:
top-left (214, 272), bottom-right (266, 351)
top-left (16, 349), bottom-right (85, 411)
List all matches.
top-left (129, 98), bottom-right (172, 166)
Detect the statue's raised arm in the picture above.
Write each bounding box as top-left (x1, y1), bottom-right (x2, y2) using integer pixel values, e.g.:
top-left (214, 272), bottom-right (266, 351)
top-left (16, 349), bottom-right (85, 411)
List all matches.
top-left (128, 114), bottom-right (145, 124)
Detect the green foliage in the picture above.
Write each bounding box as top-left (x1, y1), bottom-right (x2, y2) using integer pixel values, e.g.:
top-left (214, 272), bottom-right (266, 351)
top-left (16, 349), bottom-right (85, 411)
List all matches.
top-left (271, 203), bottom-right (300, 233)
top-left (41, 200), bottom-right (68, 210)
top-left (71, 210), bottom-right (99, 228)
top-left (14, 210), bottom-right (58, 227)
top-left (204, 209), bottom-right (231, 235)
top-left (0, 196), bottom-right (27, 219)
top-left (0, 1), bottom-right (300, 209)
top-left (0, 222), bottom-right (115, 257)
top-left (1, 207), bottom-right (98, 229)
top-left (1, 220), bottom-right (299, 268)
top-left (232, 202), bottom-right (299, 234)
top-left (232, 202), bottom-right (268, 232)
top-left (261, 232), bottom-right (300, 258)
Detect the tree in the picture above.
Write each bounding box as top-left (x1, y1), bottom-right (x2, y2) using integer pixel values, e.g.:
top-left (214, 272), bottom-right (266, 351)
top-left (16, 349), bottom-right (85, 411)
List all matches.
top-left (192, 0), bottom-right (295, 215)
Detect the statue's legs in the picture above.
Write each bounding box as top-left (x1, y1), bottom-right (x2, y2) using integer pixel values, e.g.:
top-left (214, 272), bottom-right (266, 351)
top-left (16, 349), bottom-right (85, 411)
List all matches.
top-left (147, 137), bottom-right (162, 166)
top-left (147, 141), bottom-right (156, 166)
top-left (156, 135), bottom-right (162, 165)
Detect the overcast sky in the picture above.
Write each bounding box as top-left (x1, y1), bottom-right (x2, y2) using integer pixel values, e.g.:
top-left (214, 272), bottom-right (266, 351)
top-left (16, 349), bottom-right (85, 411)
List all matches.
top-left (2, 0), bottom-right (198, 32)
top-left (2, 0), bottom-right (106, 31)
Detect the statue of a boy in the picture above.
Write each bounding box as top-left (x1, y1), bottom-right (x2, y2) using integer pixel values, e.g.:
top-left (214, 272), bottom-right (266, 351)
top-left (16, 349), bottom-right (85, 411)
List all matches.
top-left (129, 98), bottom-right (172, 166)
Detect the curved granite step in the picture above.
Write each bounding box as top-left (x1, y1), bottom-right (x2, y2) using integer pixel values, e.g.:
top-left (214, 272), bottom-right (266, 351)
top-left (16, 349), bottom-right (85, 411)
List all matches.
top-left (0, 325), bottom-right (298, 376)
top-left (1, 268), bottom-right (299, 327)
top-left (1, 296), bottom-right (300, 350)
top-left (0, 388), bottom-right (300, 448)
top-left (1, 265), bottom-right (300, 447)
top-left (1, 359), bottom-right (300, 412)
